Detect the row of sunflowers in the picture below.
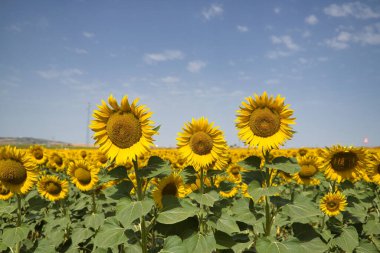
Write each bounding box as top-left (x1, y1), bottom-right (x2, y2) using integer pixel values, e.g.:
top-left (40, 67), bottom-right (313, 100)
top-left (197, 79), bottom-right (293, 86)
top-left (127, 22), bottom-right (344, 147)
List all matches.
top-left (1, 92), bottom-right (379, 252)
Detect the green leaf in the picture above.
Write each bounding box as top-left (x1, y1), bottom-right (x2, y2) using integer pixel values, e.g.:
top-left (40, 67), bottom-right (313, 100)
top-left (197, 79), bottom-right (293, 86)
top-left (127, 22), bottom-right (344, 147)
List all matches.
top-left (34, 238), bottom-right (57, 253)
top-left (85, 212), bottom-right (105, 229)
top-left (189, 191), bottom-right (219, 207)
top-left (238, 155), bottom-right (262, 170)
top-left (282, 200), bottom-right (321, 223)
top-left (270, 156), bottom-right (300, 174)
top-left (333, 226), bottom-right (359, 253)
top-left (363, 215), bottom-right (380, 235)
top-left (230, 197), bottom-right (256, 223)
top-left (216, 214), bottom-right (240, 235)
top-left (256, 238), bottom-right (297, 253)
top-left (248, 181), bottom-right (280, 202)
top-left (184, 233), bottom-right (216, 253)
top-left (0, 201), bottom-right (17, 214)
top-left (292, 223), bottom-right (320, 241)
top-left (355, 240), bottom-right (379, 253)
top-left (138, 156), bottom-right (171, 179)
top-left (93, 221), bottom-right (126, 249)
top-left (153, 124), bottom-right (161, 132)
top-left (157, 206), bottom-right (197, 225)
top-left (286, 238), bottom-right (328, 253)
top-left (71, 227), bottom-right (93, 246)
top-left (2, 225), bottom-right (30, 247)
top-left (116, 199), bottom-right (154, 228)
top-left (108, 165), bottom-right (129, 180)
top-left (214, 231), bottom-right (236, 250)
top-left (160, 235), bottom-right (186, 253)
top-left (103, 180), bottom-right (133, 200)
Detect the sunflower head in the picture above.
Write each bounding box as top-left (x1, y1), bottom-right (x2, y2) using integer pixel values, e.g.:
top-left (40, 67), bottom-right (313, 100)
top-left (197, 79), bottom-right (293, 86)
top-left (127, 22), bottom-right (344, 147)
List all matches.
top-left (90, 94), bottom-right (157, 164)
top-left (29, 145), bottom-right (47, 165)
top-left (215, 176), bottom-right (238, 198)
top-left (152, 174), bottom-right (186, 209)
top-left (177, 117), bottom-right (229, 170)
top-left (47, 152), bottom-right (66, 172)
top-left (319, 145), bottom-right (369, 183)
top-left (67, 160), bottom-right (99, 191)
top-left (320, 191), bottom-right (347, 217)
top-left (293, 156), bottom-right (321, 185)
top-left (368, 153), bottom-right (380, 185)
top-left (37, 175), bottom-right (69, 202)
top-left (236, 91), bottom-right (295, 150)
top-left (0, 146), bottom-right (38, 194)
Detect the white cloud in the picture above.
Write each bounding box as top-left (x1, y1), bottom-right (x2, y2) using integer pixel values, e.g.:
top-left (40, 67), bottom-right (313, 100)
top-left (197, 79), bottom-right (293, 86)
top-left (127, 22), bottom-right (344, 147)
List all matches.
top-left (161, 76), bottom-right (180, 83)
top-left (237, 25), bottom-right (249, 32)
top-left (266, 50), bottom-right (291, 59)
top-left (144, 50), bottom-right (184, 64)
top-left (324, 2), bottom-right (380, 19)
top-left (302, 30), bottom-right (312, 38)
top-left (74, 48), bottom-right (88, 55)
top-left (305, 15), bottom-right (319, 25)
top-left (271, 35), bottom-right (300, 51)
top-left (187, 60), bottom-right (207, 73)
top-left (274, 7), bottom-right (281, 14)
top-left (202, 4), bottom-right (223, 20)
top-left (325, 23), bottom-right (380, 49)
top-left (83, 31), bottom-right (95, 38)
top-left (37, 68), bottom-right (83, 79)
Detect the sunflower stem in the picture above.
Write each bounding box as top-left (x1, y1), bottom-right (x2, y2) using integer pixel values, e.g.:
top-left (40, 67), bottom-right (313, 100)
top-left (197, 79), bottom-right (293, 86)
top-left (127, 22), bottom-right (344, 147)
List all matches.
top-left (15, 194), bottom-right (22, 253)
top-left (60, 199), bottom-right (67, 216)
top-left (91, 191), bottom-right (96, 214)
top-left (199, 167), bottom-right (205, 234)
top-left (133, 159), bottom-right (148, 253)
top-left (264, 150), bottom-right (273, 237)
top-left (320, 214), bottom-right (326, 232)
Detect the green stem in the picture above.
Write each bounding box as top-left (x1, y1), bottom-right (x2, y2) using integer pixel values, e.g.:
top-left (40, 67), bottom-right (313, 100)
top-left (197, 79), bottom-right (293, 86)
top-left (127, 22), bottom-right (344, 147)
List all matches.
top-left (199, 167), bottom-right (205, 234)
top-left (264, 150), bottom-right (273, 237)
top-left (320, 214), bottom-right (326, 232)
top-left (15, 194), bottom-right (22, 253)
top-left (133, 159), bottom-right (147, 253)
top-left (91, 191), bottom-right (97, 214)
top-left (60, 199), bottom-right (67, 216)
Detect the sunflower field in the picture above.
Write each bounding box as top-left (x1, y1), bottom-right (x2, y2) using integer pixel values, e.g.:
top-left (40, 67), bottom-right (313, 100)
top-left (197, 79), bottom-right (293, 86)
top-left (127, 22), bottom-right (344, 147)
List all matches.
top-left (0, 92), bottom-right (379, 253)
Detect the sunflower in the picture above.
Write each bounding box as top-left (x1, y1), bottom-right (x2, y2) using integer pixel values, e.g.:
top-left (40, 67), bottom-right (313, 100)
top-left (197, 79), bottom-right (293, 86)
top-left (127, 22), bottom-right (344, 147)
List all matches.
top-left (47, 152), bottom-right (66, 172)
top-left (0, 146), bottom-right (38, 194)
top-left (177, 117), bottom-right (229, 171)
top-left (0, 181), bottom-right (14, 200)
top-left (90, 94), bottom-right (157, 164)
top-left (152, 173), bottom-right (186, 209)
top-left (319, 145), bottom-right (369, 183)
top-left (293, 156), bottom-right (321, 185)
top-left (368, 153), bottom-right (380, 185)
top-left (67, 160), bottom-right (99, 191)
top-left (29, 145), bottom-right (47, 166)
top-left (226, 164), bottom-right (245, 183)
top-left (236, 91), bottom-right (295, 150)
top-left (37, 175), bottom-right (69, 202)
top-left (215, 176), bottom-right (238, 198)
top-left (320, 191), bottom-right (347, 217)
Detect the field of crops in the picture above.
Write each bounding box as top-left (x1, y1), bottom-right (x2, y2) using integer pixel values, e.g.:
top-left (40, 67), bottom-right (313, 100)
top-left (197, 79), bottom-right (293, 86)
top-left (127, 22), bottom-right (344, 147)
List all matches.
top-left (1, 92), bottom-right (379, 253)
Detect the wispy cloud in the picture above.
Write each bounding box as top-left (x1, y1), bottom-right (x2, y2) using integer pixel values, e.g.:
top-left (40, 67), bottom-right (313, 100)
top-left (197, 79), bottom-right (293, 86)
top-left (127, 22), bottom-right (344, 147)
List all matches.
top-left (187, 60), bottom-right (207, 73)
top-left (6, 24), bottom-right (22, 32)
top-left (144, 50), bottom-right (184, 64)
top-left (325, 23), bottom-right (380, 49)
top-left (202, 4), bottom-right (223, 20)
top-left (324, 2), bottom-right (380, 19)
top-left (271, 35), bottom-right (300, 50)
top-left (83, 31), bottom-right (95, 38)
top-left (305, 15), bottom-right (319, 25)
top-left (237, 25), bottom-right (249, 32)
top-left (161, 76), bottom-right (180, 84)
top-left (74, 48), bottom-right (88, 55)
top-left (274, 7), bottom-right (281, 14)
top-left (37, 68), bottom-right (83, 79)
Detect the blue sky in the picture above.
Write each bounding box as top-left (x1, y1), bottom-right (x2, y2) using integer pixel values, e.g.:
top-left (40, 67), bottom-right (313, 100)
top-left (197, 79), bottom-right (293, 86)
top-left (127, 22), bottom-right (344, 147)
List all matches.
top-left (1, 0), bottom-right (379, 147)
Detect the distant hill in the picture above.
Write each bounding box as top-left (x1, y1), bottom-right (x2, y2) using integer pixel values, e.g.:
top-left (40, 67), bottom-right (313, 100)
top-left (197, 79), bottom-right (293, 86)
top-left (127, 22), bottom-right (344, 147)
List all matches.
top-left (0, 137), bottom-right (72, 147)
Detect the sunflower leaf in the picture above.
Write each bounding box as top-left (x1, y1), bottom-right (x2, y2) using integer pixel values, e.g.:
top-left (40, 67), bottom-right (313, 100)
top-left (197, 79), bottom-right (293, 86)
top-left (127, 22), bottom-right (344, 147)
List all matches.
top-left (189, 191), bottom-right (220, 207)
top-left (108, 165), bottom-right (129, 180)
top-left (2, 225), bottom-right (30, 247)
top-left (116, 199), bottom-right (154, 228)
top-left (183, 232), bottom-right (216, 253)
top-left (269, 156), bottom-right (300, 174)
top-left (93, 221), bottom-right (126, 249)
top-left (238, 155), bottom-right (262, 170)
top-left (138, 156), bottom-right (171, 179)
top-left (248, 181), bottom-right (280, 202)
top-left (216, 214), bottom-right (240, 235)
top-left (160, 235), bottom-right (187, 253)
top-left (355, 239), bottom-right (379, 253)
top-left (332, 226), bottom-right (359, 253)
top-left (255, 237), bottom-right (298, 253)
top-left (157, 205), bottom-right (197, 225)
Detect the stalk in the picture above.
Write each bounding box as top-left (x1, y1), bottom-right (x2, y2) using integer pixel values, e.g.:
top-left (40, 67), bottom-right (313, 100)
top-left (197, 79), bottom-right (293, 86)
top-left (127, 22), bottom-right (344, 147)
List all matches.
top-left (91, 191), bottom-right (97, 214)
top-left (133, 159), bottom-right (147, 253)
top-left (263, 150), bottom-right (273, 237)
top-left (199, 167), bottom-right (205, 234)
top-left (15, 194), bottom-right (22, 253)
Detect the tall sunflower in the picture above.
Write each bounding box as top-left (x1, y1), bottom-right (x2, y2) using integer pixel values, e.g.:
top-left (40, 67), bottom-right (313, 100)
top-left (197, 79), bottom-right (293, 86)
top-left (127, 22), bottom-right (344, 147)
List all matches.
top-left (236, 91), bottom-right (295, 150)
top-left (320, 191), bottom-right (347, 217)
top-left (368, 153), bottom-right (380, 185)
top-left (0, 181), bottom-right (13, 200)
top-left (47, 151), bottom-right (66, 172)
top-left (177, 117), bottom-right (229, 170)
top-left (319, 145), bottom-right (369, 183)
top-left (152, 173), bottom-right (186, 209)
top-left (29, 145), bottom-right (47, 166)
top-left (67, 160), bottom-right (99, 191)
top-left (215, 176), bottom-right (239, 198)
top-left (90, 94), bottom-right (157, 164)
top-left (37, 175), bottom-right (69, 202)
top-left (0, 146), bottom-right (38, 194)
top-left (293, 155), bottom-right (321, 185)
